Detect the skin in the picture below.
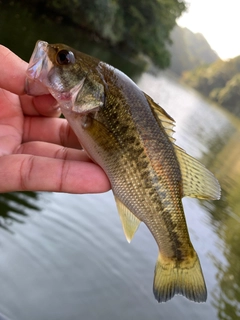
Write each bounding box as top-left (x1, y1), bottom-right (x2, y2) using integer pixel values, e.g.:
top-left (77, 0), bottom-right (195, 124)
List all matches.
top-left (0, 45), bottom-right (110, 193)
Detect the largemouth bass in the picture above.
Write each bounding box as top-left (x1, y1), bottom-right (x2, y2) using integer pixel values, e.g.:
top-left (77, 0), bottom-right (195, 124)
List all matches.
top-left (25, 41), bottom-right (221, 303)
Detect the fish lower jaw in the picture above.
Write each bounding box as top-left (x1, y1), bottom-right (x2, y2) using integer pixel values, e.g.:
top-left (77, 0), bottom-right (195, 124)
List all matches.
top-left (25, 78), bottom-right (50, 96)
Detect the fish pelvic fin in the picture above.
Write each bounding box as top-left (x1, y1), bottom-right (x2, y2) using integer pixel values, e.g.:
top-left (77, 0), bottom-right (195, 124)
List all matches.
top-left (153, 251), bottom-right (207, 303)
top-left (114, 196), bottom-right (141, 243)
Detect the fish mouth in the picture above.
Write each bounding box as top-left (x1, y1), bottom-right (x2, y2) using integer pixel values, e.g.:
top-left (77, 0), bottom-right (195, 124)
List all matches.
top-left (25, 40), bottom-right (52, 96)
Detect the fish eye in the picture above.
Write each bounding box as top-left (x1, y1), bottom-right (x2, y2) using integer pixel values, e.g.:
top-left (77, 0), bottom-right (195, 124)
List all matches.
top-left (56, 50), bottom-right (75, 65)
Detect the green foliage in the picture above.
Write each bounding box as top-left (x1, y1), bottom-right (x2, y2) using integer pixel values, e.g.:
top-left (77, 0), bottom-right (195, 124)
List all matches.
top-left (19, 0), bottom-right (186, 68)
top-left (215, 74), bottom-right (240, 115)
top-left (182, 56), bottom-right (240, 116)
top-left (169, 26), bottom-right (219, 76)
top-left (116, 0), bottom-right (186, 67)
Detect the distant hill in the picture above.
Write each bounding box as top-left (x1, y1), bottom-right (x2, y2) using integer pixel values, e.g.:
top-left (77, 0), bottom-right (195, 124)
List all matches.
top-left (168, 25), bottom-right (219, 76)
top-left (168, 26), bottom-right (240, 117)
top-left (181, 56), bottom-right (240, 117)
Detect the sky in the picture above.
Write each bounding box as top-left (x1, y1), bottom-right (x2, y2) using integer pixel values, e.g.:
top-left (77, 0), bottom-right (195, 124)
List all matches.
top-left (177, 0), bottom-right (240, 60)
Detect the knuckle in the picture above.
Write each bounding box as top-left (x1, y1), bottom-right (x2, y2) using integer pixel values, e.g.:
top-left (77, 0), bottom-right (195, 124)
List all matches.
top-left (59, 159), bottom-right (70, 192)
top-left (19, 155), bottom-right (35, 190)
top-left (54, 146), bottom-right (68, 160)
top-left (59, 121), bottom-right (71, 147)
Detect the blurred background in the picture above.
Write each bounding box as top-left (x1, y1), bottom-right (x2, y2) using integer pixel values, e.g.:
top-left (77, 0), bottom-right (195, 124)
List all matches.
top-left (0, 1), bottom-right (240, 319)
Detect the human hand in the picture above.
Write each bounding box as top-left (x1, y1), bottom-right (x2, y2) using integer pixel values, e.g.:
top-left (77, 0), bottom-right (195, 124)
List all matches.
top-left (0, 45), bottom-right (110, 193)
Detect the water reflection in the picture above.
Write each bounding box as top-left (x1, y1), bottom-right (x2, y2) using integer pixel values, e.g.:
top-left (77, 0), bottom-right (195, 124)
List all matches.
top-left (139, 71), bottom-right (240, 319)
top-left (206, 129), bottom-right (240, 320)
top-left (0, 192), bottom-right (40, 232)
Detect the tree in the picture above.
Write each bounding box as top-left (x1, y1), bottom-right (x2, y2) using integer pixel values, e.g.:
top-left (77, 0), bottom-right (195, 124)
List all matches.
top-left (117, 0), bottom-right (186, 67)
top-left (21, 0), bottom-right (186, 68)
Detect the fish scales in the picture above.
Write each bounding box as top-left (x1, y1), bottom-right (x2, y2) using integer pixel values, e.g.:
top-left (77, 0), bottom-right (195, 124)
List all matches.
top-left (95, 65), bottom-right (191, 259)
top-left (25, 41), bottom-right (221, 303)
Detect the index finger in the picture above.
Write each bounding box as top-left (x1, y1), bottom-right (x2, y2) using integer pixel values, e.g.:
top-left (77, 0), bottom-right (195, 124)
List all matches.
top-left (0, 45), bottom-right (26, 95)
top-left (0, 45), bottom-right (60, 117)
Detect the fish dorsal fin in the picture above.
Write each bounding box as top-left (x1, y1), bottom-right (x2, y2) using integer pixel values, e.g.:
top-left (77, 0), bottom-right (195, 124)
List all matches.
top-left (114, 196), bottom-right (141, 243)
top-left (174, 145), bottom-right (221, 200)
top-left (143, 93), bottom-right (220, 200)
top-left (144, 93), bottom-right (176, 143)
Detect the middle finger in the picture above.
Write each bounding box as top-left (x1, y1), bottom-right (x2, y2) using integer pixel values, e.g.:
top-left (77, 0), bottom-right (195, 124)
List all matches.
top-left (16, 141), bottom-right (89, 162)
top-left (20, 94), bottom-right (61, 117)
top-left (22, 116), bottom-right (81, 149)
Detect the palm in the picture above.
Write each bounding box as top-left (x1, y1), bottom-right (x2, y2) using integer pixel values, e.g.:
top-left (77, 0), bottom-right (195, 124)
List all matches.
top-left (0, 45), bottom-right (110, 193)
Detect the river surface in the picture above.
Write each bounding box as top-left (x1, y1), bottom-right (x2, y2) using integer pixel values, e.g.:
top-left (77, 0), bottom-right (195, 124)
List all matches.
top-left (1, 3), bottom-right (240, 320)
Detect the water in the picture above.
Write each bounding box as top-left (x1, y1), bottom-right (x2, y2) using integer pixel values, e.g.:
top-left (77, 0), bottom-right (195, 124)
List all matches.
top-left (0, 71), bottom-right (239, 320)
top-left (1, 3), bottom-right (240, 320)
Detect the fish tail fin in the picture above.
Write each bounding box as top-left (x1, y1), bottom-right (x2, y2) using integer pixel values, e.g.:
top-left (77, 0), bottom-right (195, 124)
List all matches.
top-left (153, 251), bottom-right (207, 303)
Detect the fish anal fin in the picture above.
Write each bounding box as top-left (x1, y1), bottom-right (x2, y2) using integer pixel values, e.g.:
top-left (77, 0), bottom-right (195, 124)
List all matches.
top-left (175, 146), bottom-right (221, 200)
top-left (114, 196), bottom-right (141, 243)
top-left (153, 250), bottom-right (207, 303)
top-left (144, 93), bottom-right (176, 143)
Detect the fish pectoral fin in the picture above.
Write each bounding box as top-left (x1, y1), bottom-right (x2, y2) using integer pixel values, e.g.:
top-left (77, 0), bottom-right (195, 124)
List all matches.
top-left (174, 145), bottom-right (221, 200)
top-left (114, 196), bottom-right (141, 243)
top-left (73, 78), bottom-right (105, 113)
top-left (144, 92), bottom-right (176, 143)
top-left (153, 250), bottom-right (207, 303)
